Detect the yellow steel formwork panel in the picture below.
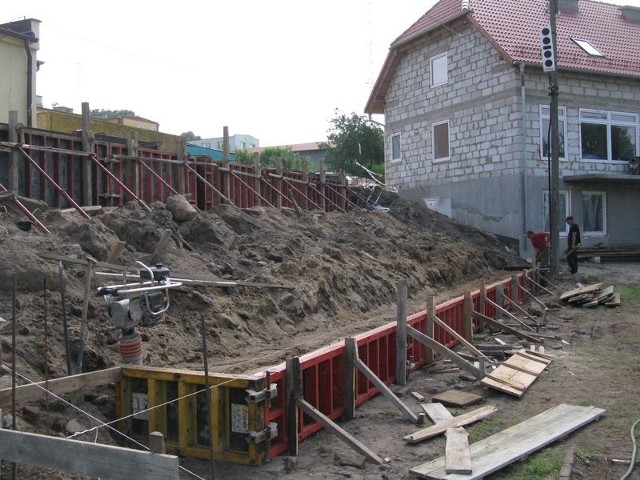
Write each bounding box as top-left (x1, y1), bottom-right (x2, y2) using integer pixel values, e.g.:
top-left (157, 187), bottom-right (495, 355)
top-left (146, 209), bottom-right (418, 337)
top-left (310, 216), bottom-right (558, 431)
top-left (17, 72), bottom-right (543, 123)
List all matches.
top-left (116, 366), bottom-right (269, 465)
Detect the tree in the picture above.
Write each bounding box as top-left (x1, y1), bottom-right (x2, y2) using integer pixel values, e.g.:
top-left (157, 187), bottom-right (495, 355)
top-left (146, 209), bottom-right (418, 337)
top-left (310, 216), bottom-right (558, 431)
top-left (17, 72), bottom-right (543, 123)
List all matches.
top-left (236, 147), bottom-right (311, 171)
top-left (90, 109), bottom-right (135, 120)
top-left (320, 109), bottom-right (384, 179)
top-left (180, 131), bottom-right (201, 141)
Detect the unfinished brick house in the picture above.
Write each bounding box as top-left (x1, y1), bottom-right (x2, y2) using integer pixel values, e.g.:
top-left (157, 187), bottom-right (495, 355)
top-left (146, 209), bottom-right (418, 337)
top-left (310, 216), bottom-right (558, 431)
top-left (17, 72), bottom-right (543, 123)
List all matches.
top-left (365, 0), bottom-right (640, 258)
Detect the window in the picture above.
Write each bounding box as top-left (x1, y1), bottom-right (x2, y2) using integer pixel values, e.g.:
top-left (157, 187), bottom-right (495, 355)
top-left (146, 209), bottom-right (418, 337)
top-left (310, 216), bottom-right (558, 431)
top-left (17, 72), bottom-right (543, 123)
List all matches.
top-left (390, 133), bottom-right (402, 161)
top-left (540, 105), bottom-right (567, 159)
top-left (582, 191), bottom-right (606, 235)
top-left (580, 109), bottom-right (638, 161)
top-left (432, 121), bottom-right (450, 161)
top-left (572, 38), bottom-right (604, 57)
top-left (430, 52), bottom-right (448, 87)
top-left (543, 191), bottom-right (570, 234)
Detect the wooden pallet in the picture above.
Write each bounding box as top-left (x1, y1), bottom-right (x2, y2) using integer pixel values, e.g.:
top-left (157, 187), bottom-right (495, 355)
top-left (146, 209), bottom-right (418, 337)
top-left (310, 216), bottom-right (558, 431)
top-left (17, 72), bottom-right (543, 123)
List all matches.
top-left (480, 349), bottom-right (552, 397)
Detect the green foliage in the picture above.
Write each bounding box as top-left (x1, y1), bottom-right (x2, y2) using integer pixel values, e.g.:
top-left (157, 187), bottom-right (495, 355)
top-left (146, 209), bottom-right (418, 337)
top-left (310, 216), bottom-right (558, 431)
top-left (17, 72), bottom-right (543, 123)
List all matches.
top-left (90, 109), bottom-right (135, 120)
top-left (619, 284), bottom-right (640, 302)
top-left (235, 149), bottom-right (254, 164)
top-left (180, 131), bottom-right (201, 141)
top-left (489, 444), bottom-right (565, 479)
top-left (235, 146), bottom-right (311, 171)
top-left (320, 109), bottom-right (384, 179)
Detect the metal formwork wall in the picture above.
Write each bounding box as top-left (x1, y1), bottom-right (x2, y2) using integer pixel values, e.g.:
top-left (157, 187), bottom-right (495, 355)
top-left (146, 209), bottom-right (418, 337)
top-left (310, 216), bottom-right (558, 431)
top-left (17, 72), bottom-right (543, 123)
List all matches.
top-left (263, 276), bottom-right (523, 459)
top-left (115, 366), bottom-right (272, 466)
top-left (1, 126), bottom-right (348, 213)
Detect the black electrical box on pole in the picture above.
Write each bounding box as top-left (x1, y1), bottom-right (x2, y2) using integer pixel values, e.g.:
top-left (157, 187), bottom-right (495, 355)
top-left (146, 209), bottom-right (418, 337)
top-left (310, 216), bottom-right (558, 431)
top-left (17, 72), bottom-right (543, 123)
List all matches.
top-left (542, 0), bottom-right (561, 275)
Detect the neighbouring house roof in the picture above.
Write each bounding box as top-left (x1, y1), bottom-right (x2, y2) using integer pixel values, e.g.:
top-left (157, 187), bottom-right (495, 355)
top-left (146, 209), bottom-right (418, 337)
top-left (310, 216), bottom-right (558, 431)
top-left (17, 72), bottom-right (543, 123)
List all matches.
top-left (365, 0), bottom-right (640, 113)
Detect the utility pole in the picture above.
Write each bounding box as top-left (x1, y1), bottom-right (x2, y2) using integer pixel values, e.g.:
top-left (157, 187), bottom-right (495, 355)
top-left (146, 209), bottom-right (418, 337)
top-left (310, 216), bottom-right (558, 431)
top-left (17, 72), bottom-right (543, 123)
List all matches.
top-left (547, 0), bottom-right (561, 276)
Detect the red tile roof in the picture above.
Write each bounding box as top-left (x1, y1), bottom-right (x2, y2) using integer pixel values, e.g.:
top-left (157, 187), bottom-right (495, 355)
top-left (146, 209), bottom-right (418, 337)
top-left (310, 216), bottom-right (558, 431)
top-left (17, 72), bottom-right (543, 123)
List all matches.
top-left (366, 0), bottom-right (640, 113)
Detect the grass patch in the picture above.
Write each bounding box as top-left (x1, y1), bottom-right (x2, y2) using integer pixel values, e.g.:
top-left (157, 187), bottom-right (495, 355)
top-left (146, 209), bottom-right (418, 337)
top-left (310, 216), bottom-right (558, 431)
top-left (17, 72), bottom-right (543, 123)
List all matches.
top-left (487, 444), bottom-right (565, 479)
top-left (466, 417), bottom-right (509, 443)
top-left (618, 284), bottom-right (640, 302)
top-left (584, 274), bottom-right (600, 284)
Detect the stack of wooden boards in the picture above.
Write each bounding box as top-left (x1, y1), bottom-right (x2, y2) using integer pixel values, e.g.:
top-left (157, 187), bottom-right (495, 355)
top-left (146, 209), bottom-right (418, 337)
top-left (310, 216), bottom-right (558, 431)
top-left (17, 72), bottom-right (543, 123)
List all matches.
top-left (559, 283), bottom-right (620, 308)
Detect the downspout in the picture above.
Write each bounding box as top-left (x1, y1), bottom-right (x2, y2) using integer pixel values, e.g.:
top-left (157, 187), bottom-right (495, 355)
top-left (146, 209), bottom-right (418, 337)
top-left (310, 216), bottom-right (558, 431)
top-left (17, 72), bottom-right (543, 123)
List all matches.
top-left (520, 62), bottom-right (528, 255)
top-left (23, 38), bottom-right (33, 127)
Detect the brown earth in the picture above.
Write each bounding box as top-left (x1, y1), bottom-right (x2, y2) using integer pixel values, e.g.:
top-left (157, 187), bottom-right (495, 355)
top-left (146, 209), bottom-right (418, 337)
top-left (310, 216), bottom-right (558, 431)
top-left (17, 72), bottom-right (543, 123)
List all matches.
top-left (0, 192), bottom-right (638, 479)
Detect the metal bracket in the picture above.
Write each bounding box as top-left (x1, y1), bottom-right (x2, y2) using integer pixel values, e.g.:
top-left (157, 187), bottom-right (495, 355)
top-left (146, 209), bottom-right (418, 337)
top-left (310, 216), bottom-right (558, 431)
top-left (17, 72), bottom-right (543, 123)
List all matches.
top-left (245, 383), bottom-right (277, 403)
top-left (248, 422), bottom-right (278, 444)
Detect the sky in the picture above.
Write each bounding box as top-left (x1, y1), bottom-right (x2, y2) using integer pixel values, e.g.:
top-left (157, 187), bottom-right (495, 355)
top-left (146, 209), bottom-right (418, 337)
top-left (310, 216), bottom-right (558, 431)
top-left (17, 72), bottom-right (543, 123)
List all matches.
top-left (3, 0), bottom-right (435, 146)
top-left (4, 0), bottom-right (639, 147)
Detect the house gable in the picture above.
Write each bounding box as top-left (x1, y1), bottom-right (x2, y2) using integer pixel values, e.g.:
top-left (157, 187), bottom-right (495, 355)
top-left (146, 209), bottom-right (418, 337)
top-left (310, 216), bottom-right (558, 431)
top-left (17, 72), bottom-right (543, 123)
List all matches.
top-left (366, 0), bottom-right (640, 115)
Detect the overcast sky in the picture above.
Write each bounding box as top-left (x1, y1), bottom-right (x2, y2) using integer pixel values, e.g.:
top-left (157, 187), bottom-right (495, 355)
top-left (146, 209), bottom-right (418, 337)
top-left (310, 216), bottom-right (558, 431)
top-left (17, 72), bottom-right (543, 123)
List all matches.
top-left (4, 0), bottom-right (638, 147)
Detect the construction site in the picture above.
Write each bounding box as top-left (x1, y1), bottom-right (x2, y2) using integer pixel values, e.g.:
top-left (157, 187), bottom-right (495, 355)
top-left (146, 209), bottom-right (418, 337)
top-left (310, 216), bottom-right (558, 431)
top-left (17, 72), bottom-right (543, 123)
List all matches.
top-left (0, 120), bottom-right (639, 480)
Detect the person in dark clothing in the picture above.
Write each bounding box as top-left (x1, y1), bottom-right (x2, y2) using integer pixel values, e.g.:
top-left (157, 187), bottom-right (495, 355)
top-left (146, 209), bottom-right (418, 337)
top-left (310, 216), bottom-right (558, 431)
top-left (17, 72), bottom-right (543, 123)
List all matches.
top-left (565, 216), bottom-right (581, 274)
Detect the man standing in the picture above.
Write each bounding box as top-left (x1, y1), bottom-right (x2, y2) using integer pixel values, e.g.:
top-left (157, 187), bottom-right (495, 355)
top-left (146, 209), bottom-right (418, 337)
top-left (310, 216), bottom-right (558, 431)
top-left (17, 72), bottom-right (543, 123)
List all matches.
top-left (526, 230), bottom-right (549, 266)
top-left (565, 216), bottom-right (581, 274)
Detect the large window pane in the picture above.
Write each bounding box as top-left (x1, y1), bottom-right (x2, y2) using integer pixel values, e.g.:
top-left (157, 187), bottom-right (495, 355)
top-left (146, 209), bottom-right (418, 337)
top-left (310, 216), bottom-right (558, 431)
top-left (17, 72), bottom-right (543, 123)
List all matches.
top-left (391, 133), bottom-right (401, 161)
top-left (611, 125), bottom-right (636, 161)
top-left (433, 122), bottom-right (449, 160)
top-left (430, 53), bottom-right (448, 87)
top-left (583, 192), bottom-right (605, 234)
top-left (581, 123), bottom-right (607, 159)
top-left (540, 106), bottom-right (567, 160)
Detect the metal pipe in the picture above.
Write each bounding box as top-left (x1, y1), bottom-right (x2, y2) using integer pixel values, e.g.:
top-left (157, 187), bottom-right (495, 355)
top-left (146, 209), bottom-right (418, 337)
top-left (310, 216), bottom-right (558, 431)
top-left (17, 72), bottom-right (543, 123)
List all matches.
top-left (17, 146), bottom-right (91, 219)
top-left (0, 182), bottom-right (51, 234)
top-left (88, 154), bottom-right (151, 212)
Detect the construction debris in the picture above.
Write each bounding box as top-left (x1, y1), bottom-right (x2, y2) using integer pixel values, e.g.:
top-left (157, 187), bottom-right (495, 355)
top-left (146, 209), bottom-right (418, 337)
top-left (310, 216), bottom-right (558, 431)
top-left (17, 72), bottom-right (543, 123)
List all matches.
top-left (560, 283), bottom-right (618, 308)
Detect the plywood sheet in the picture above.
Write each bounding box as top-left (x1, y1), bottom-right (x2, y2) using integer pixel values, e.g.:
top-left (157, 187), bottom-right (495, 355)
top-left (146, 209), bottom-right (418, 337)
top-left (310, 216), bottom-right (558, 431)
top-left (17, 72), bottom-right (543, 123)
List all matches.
top-left (481, 349), bottom-right (552, 398)
top-left (431, 390), bottom-right (483, 407)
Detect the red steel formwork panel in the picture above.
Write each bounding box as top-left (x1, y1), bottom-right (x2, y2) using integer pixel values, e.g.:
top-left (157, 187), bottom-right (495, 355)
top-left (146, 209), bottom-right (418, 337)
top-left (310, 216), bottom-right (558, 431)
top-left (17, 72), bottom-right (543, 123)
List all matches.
top-left (264, 275), bottom-right (525, 460)
top-left (20, 130), bottom-right (85, 207)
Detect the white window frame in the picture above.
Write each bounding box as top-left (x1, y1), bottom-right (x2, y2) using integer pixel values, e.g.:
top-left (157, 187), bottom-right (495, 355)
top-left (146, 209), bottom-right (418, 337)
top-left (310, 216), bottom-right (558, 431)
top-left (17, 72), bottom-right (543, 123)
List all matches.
top-left (390, 133), bottom-right (402, 163)
top-left (432, 121), bottom-right (450, 162)
top-left (540, 105), bottom-right (567, 160)
top-left (430, 52), bottom-right (448, 88)
top-left (582, 191), bottom-right (606, 236)
top-left (572, 38), bottom-right (604, 57)
top-left (543, 190), bottom-right (570, 235)
top-left (579, 109), bottom-right (639, 162)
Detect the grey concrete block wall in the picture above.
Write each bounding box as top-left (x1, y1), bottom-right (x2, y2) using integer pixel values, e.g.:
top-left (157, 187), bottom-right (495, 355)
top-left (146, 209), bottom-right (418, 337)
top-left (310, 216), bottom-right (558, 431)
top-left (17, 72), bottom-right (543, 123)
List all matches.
top-left (381, 17), bottom-right (640, 256)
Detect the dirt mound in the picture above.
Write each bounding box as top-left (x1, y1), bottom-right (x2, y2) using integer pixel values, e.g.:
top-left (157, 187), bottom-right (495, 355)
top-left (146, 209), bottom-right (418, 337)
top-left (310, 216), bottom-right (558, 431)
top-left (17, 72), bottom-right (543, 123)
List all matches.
top-left (0, 194), bottom-right (525, 377)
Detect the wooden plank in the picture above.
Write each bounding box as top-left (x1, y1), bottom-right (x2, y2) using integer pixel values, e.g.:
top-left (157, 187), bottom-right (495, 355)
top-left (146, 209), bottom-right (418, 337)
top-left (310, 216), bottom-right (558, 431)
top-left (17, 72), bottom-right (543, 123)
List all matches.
top-left (411, 392), bottom-right (426, 402)
top-left (605, 293), bottom-right (621, 307)
top-left (431, 390), bottom-right (483, 408)
top-left (472, 311), bottom-right (541, 344)
top-left (297, 398), bottom-right (384, 465)
top-left (344, 337), bottom-right (356, 421)
top-left (432, 315), bottom-right (493, 364)
top-left (484, 369), bottom-right (531, 392)
top-left (406, 326), bottom-right (481, 378)
top-left (0, 367), bottom-right (122, 406)
top-left (445, 427), bottom-right (472, 474)
top-left (480, 376), bottom-right (524, 397)
top-left (285, 357), bottom-right (302, 455)
top-left (0, 429), bottom-right (178, 480)
top-left (403, 405), bottom-right (498, 444)
top-left (409, 404), bottom-right (606, 479)
top-left (421, 403), bottom-right (454, 424)
top-left (354, 356), bottom-right (417, 423)
top-left (396, 279), bottom-right (408, 386)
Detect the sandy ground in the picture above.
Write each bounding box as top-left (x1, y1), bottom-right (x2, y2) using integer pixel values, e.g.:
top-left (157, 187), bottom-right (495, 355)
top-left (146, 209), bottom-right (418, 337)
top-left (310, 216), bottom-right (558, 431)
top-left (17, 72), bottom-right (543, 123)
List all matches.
top-left (0, 195), bottom-right (638, 479)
